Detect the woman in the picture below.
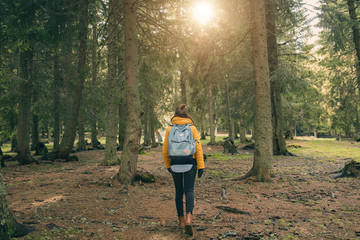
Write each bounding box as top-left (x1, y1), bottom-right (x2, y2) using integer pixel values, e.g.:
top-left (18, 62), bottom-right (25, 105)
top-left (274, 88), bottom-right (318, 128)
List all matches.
top-left (163, 104), bottom-right (205, 236)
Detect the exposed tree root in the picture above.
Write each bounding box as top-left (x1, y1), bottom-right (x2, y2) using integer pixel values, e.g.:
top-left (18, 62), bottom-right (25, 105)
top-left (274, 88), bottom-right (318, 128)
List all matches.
top-left (232, 168), bottom-right (273, 183)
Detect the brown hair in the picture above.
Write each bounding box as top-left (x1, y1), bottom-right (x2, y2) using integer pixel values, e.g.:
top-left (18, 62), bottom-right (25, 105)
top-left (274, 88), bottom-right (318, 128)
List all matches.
top-left (171, 104), bottom-right (195, 124)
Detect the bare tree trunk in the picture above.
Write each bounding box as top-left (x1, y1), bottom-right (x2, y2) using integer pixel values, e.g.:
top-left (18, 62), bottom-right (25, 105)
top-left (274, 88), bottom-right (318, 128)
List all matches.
top-left (117, 0), bottom-right (142, 186)
top-left (240, 124), bottom-right (247, 143)
top-left (118, 102), bottom-right (126, 150)
top-left (347, 0), bottom-right (360, 90)
top-left (149, 109), bottom-right (156, 145)
top-left (58, 0), bottom-right (88, 159)
top-left (266, 0), bottom-right (287, 155)
top-left (240, 0), bottom-right (273, 182)
top-left (104, 0), bottom-right (120, 165)
top-left (180, 69), bottom-right (187, 105)
top-left (77, 106), bottom-right (86, 150)
top-left (208, 81), bottom-right (216, 144)
top-left (143, 104), bottom-right (151, 145)
top-left (347, 0), bottom-right (360, 136)
top-left (118, 55), bottom-right (126, 150)
top-left (225, 78), bottom-right (234, 141)
top-left (53, 52), bottom-right (61, 152)
top-left (17, 50), bottom-right (34, 165)
top-left (90, 25), bottom-right (100, 148)
top-left (31, 91), bottom-right (39, 151)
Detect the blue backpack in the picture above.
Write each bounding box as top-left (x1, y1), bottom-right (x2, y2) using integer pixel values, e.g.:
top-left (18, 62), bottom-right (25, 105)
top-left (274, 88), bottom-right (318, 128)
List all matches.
top-left (168, 124), bottom-right (196, 169)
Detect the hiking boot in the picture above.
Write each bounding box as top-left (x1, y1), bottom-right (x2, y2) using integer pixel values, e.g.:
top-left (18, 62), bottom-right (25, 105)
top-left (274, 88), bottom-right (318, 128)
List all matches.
top-left (178, 216), bottom-right (186, 228)
top-left (185, 213), bottom-right (193, 236)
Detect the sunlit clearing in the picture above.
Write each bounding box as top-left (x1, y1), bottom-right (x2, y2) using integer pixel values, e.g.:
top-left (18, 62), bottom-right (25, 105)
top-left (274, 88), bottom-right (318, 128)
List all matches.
top-left (192, 1), bottom-right (214, 26)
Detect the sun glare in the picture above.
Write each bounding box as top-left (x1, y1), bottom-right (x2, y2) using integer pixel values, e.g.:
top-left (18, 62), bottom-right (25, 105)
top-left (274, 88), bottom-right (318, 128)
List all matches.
top-left (192, 1), bottom-right (214, 26)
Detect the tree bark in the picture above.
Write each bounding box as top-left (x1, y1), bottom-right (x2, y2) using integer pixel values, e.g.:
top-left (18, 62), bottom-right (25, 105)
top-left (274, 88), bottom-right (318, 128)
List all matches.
top-left (241, 0), bottom-right (273, 182)
top-left (90, 25), bottom-right (99, 147)
top-left (118, 56), bottom-right (126, 150)
top-left (53, 52), bottom-right (61, 152)
top-left (57, 0), bottom-right (88, 159)
top-left (117, 0), bottom-right (142, 186)
top-left (240, 125), bottom-right (247, 143)
top-left (118, 102), bottom-right (126, 150)
top-left (208, 81), bottom-right (216, 144)
top-left (31, 90), bottom-right (39, 151)
top-left (346, 0), bottom-right (360, 137)
top-left (17, 50), bottom-right (34, 165)
top-left (143, 104), bottom-right (151, 145)
top-left (77, 106), bottom-right (86, 150)
top-left (266, 0), bottom-right (287, 155)
top-left (225, 78), bottom-right (234, 141)
top-left (180, 69), bottom-right (187, 105)
top-left (347, 0), bottom-right (360, 91)
top-left (104, 0), bottom-right (120, 165)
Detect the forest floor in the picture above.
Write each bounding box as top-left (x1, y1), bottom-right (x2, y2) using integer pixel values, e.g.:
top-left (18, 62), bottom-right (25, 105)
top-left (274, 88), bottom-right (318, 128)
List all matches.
top-left (2, 137), bottom-right (360, 240)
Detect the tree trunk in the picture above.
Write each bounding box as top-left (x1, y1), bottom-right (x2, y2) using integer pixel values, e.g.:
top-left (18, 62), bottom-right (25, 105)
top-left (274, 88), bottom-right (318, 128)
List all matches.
top-left (118, 54), bottom-right (126, 150)
top-left (180, 69), bottom-right (187, 105)
top-left (17, 50), bottom-right (34, 165)
top-left (347, 0), bottom-right (360, 137)
top-left (347, 0), bottom-right (360, 91)
top-left (118, 103), bottom-right (126, 150)
top-left (0, 172), bottom-right (33, 239)
top-left (266, 0), bottom-right (287, 155)
top-left (150, 109), bottom-right (156, 145)
top-left (240, 125), bottom-right (247, 143)
top-left (225, 78), bottom-right (234, 141)
top-left (91, 25), bottom-right (100, 148)
top-left (143, 104), bottom-right (151, 145)
top-left (77, 106), bottom-right (86, 150)
top-left (30, 87), bottom-right (39, 151)
top-left (241, 0), bottom-right (273, 182)
top-left (57, 0), bottom-right (88, 159)
top-left (104, 0), bottom-right (120, 165)
top-left (208, 81), bottom-right (216, 144)
top-left (117, 0), bottom-right (142, 186)
top-left (53, 52), bottom-right (61, 152)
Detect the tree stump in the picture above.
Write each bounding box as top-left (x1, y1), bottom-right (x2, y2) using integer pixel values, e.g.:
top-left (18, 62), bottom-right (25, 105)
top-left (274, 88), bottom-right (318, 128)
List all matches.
top-left (134, 170), bottom-right (156, 183)
top-left (66, 155), bottom-right (79, 162)
top-left (34, 142), bottom-right (48, 156)
top-left (222, 139), bottom-right (237, 155)
top-left (333, 160), bottom-right (360, 179)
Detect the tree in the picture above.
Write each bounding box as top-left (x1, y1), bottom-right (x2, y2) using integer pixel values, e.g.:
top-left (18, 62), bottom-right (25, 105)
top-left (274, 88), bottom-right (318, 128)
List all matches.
top-left (346, 0), bottom-right (360, 90)
top-left (240, 0), bottom-right (273, 182)
top-left (90, 24), bottom-right (100, 148)
top-left (15, 0), bottom-right (38, 165)
top-left (103, 0), bottom-right (121, 165)
top-left (266, 0), bottom-right (288, 155)
top-left (317, 0), bottom-right (360, 137)
top-left (117, 0), bottom-right (142, 186)
top-left (57, 0), bottom-right (89, 159)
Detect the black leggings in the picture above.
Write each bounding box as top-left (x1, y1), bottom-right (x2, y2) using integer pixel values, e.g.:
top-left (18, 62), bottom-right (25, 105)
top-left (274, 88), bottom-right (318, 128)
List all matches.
top-left (171, 164), bottom-right (197, 217)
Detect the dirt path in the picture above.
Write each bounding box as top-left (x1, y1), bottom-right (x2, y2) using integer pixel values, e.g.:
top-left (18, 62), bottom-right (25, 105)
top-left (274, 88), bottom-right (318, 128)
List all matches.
top-left (2, 140), bottom-right (360, 239)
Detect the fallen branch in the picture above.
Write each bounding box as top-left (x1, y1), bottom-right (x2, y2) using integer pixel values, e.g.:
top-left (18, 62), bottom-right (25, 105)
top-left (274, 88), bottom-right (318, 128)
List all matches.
top-left (215, 206), bottom-right (251, 215)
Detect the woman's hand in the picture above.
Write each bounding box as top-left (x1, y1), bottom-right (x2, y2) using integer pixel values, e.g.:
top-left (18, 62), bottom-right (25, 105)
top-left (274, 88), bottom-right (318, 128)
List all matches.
top-left (198, 169), bottom-right (204, 178)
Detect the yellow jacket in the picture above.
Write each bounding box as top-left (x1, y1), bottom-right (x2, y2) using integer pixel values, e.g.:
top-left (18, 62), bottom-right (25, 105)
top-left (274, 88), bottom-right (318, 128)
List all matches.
top-left (163, 117), bottom-right (205, 169)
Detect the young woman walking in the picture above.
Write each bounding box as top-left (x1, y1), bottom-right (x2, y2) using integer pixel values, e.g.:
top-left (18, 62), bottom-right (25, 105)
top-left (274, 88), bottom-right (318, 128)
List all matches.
top-left (163, 104), bottom-right (205, 236)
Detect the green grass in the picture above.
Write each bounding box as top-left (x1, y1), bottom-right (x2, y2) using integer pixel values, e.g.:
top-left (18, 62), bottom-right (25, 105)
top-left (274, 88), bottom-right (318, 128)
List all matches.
top-left (211, 152), bottom-right (252, 161)
top-left (199, 134), bottom-right (251, 146)
top-left (289, 138), bottom-right (360, 162)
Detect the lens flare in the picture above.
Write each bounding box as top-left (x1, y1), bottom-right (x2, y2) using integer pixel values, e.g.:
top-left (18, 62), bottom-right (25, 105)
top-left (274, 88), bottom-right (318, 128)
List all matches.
top-left (192, 2), bottom-right (214, 25)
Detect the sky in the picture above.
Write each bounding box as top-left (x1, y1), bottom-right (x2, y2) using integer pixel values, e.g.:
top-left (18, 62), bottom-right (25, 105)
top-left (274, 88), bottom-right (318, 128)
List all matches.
top-left (302, 0), bottom-right (322, 44)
